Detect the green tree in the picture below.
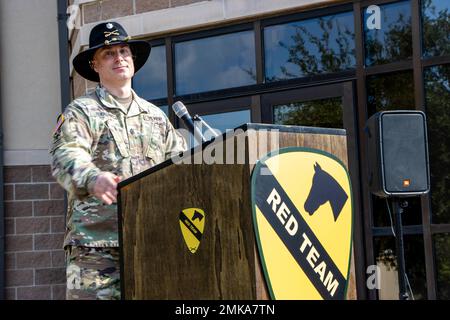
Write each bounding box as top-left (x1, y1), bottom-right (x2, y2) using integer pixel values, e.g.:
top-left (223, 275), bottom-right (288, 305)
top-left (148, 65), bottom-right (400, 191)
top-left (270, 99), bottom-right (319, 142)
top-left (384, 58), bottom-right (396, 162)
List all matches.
top-left (269, 14), bottom-right (355, 82)
top-left (422, 0), bottom-right (450, 57)
top-left (274, 98), bottom-right (343, 128)
top-left (425, 64), bottom-right (450, 225)
top-left (365, 12), bottom-right (412, 65)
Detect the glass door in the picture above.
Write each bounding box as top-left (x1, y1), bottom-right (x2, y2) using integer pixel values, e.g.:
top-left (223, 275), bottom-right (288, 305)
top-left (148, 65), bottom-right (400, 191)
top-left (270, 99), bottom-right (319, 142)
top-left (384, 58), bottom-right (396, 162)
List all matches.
top-left (176, 96), bottom-right (254, 147)
top-left (261, 81), bottom-right (366, 297)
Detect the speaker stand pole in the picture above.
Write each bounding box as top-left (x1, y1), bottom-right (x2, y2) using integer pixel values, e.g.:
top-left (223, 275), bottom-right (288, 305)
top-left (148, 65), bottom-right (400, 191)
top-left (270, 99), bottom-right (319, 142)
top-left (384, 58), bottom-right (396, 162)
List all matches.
top-left (392, 198), bottom-right (409, 300)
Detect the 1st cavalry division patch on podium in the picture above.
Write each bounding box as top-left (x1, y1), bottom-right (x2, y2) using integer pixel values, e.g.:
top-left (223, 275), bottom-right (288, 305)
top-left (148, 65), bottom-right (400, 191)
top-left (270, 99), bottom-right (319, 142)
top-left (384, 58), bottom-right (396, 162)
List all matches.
top-left (251, 147), bottom-right (353, 300)
top-left (179, 208), bottom-right (206, 253)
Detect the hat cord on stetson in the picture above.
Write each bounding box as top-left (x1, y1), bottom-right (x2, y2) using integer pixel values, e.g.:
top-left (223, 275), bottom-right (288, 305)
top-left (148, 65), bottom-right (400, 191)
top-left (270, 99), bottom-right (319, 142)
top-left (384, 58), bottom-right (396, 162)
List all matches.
top-left (104, 35), bottom-right (131, 46)
top-left (104, 30), bottom-right (120, 37)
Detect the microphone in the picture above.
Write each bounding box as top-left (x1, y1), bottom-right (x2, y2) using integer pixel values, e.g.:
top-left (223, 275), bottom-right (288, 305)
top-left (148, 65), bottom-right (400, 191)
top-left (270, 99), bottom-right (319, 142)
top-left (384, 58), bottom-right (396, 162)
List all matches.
top-left (172, 101), bottom-right (206, 143)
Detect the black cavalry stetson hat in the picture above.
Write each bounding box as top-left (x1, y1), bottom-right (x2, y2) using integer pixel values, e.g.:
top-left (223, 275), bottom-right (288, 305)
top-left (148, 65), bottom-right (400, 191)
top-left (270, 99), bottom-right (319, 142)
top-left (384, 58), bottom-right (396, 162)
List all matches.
top-left (73, 21), bottom-right (151, 82)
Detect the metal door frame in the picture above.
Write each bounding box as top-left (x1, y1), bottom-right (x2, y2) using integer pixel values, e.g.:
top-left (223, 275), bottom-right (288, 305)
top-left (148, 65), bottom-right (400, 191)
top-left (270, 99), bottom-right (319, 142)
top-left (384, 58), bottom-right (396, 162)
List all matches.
top-left (261, 81), bottom-right (368, 298)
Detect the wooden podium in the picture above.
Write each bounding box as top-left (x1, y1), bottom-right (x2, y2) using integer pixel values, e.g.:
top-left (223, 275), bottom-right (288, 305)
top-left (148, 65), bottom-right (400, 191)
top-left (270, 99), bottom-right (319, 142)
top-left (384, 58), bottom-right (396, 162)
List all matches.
top-left (118, 123), bottom-right (356, 300)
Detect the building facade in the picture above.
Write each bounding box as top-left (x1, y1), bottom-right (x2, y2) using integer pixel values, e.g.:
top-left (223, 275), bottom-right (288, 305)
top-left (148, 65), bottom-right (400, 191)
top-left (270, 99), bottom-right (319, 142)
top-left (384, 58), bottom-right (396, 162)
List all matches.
top-left (0, 0), bottom-right (66, 299)
top-left (0, 0), bottom-right (449, 300)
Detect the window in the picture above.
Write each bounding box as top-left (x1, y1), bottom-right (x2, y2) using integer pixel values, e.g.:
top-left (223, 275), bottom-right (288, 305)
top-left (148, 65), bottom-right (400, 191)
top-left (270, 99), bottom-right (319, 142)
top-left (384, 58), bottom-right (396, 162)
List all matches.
top-left (434, 233), bottom-right (450, 299)
top-left (363, 1), bottom-right (412, 66)
top-left (201, 109), bottom-right (251, 134)
top-left (175, 31), bottom-right (256, 95)
top-left (366, 70), bottom-right (415, 116)
top-left (372, 197), bottom-right (422, 227)
top-left (273, 97), bottom-right (343, 128)
top-left (264, 11), bottom-right (355, 82)
top-left (374, 235), bottom-right (426, 300)
top-left (188, 109), bottom-right (251, 147)
top-left (132, 45), bottom-right (167, 100)
top-left (424, 64), bottom-right (450, 223)
top-left (422, 0), bottom-right (450, 57)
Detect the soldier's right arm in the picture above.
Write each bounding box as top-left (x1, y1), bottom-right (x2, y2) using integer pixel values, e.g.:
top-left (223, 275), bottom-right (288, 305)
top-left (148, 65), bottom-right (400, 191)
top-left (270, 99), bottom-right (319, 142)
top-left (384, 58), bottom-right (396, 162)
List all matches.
top-left (50, 104), bottom-right (101, 199)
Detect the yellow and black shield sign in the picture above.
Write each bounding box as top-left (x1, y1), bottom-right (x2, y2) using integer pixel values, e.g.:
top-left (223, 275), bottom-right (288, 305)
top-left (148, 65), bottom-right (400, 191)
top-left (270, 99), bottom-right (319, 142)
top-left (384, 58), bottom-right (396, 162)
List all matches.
top-left (179, 208), bottom-right (206, 253)
top-left (251, 147), bottom-right (353, 300)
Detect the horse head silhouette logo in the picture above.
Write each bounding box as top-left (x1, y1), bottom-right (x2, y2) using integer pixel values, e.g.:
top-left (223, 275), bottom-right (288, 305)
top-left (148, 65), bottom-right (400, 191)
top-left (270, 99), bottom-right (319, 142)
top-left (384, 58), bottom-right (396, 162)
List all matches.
top-left (304, 162), bottom-right (348, 222)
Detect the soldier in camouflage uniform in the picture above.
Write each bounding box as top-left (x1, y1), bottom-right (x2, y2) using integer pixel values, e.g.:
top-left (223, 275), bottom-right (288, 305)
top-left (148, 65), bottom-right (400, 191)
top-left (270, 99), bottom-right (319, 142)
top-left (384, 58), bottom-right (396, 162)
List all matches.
top-left (51, 22), bottom-right (186, 300)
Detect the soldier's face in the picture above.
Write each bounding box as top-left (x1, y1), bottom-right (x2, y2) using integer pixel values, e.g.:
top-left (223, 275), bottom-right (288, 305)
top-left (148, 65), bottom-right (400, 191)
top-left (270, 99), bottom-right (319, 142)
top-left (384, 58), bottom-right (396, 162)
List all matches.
top-left (92, 44), bottom-right (135, 84)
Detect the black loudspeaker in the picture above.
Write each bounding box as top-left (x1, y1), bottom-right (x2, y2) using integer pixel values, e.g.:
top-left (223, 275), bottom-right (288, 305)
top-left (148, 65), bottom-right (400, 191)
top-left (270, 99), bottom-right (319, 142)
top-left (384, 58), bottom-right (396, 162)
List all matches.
top-left (365, 110), bottom-right (430, 197)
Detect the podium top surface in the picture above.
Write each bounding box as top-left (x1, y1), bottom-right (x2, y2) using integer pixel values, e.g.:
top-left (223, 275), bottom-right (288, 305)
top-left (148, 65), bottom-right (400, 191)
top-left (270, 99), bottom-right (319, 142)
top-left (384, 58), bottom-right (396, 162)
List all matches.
top-left (239, 123), bottom-right (346, 135)
top-left (118, 123), bottom-right (346, 188)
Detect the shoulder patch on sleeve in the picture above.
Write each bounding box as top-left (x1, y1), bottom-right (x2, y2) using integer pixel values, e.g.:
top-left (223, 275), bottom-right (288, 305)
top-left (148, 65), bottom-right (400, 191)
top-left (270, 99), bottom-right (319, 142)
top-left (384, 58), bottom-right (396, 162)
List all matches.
top-left (54, 114), bottom-right (65, 134)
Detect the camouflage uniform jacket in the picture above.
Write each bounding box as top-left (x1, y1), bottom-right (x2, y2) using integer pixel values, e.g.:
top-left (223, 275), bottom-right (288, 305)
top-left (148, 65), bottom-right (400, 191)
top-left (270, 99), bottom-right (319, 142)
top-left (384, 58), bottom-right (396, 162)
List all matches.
top-left (51, 85), bottom-right (186, 248)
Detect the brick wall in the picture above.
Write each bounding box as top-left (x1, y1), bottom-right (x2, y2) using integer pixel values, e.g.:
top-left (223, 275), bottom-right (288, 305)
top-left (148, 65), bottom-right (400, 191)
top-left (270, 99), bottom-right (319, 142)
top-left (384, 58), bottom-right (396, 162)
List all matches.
top-left (3, 165), bottom-right (66, 300)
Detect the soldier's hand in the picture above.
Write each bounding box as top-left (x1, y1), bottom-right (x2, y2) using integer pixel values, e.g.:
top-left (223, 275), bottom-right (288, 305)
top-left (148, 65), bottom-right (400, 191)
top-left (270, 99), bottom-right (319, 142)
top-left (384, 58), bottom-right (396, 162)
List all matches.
top-left (92, 172), bottom-right (121, 205)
